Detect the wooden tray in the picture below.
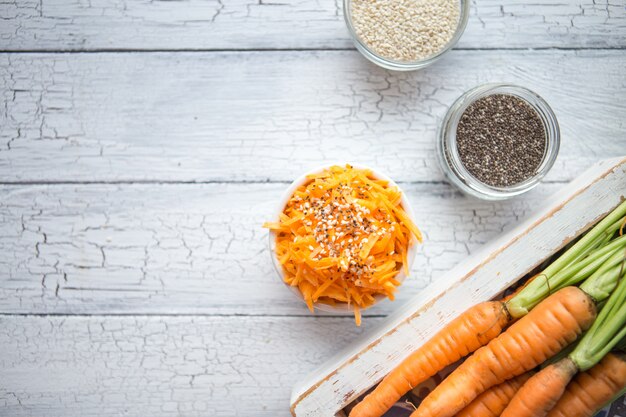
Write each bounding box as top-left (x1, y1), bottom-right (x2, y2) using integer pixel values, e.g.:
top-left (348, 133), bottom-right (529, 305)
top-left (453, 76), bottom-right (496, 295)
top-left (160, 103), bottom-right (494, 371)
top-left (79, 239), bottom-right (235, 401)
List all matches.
top-left (290, 157), bottom-right (626, 417)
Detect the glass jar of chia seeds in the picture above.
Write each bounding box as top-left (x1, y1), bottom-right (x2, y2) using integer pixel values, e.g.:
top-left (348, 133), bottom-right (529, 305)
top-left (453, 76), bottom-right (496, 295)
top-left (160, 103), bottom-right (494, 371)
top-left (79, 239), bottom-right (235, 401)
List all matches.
top-left (437, 83), bottom-right (560, 200)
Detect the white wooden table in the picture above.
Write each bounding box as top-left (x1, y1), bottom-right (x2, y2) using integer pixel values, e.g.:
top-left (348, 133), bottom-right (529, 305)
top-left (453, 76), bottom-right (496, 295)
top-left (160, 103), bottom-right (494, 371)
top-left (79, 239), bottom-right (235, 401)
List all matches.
top-left (0, 1), bottom-right (625, 416)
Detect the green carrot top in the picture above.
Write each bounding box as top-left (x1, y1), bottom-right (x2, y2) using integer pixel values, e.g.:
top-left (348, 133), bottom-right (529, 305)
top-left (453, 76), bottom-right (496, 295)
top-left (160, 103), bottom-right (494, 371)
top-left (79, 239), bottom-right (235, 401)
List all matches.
top-left (569, 269), bottom-right (626, 371)
top-left (506, 200), bottom-right (626, 318)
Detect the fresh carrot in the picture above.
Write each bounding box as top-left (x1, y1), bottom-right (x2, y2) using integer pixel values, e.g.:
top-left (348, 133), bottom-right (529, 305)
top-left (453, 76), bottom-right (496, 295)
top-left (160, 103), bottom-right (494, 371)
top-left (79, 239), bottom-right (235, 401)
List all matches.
top-left (411, 242), bottom-right (624, 417)
top-left (410, 286), bottom-right (597, 417)
top-left (350, 301), bottom-right (510, 417)
top-left (502, 268), bottom-right (626, 417)
top-left (456, 372), bottom-right (534, 417)
top-left (546, 352), bottom-right (626, 417)
top-left (500, 358), bottom-right (578, 417)
top-left (349, 202), bottom-right (626, 417)
top-left (350, 286), bottom-right (538, 417)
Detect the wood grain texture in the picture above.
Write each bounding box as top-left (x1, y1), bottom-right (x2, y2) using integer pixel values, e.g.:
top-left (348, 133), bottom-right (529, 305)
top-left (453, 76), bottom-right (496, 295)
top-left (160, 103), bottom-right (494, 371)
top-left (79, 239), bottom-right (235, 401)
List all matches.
top-left (0, 314), bottom-right (379, 417)
top-left (2, 3), bottom-right (625, 416)
top-left (0, 182), bottom-right (559, 315)
top-left (1, 50), bottom-right (625, 183)
top-left (0, 0), bottom-right (624, 50)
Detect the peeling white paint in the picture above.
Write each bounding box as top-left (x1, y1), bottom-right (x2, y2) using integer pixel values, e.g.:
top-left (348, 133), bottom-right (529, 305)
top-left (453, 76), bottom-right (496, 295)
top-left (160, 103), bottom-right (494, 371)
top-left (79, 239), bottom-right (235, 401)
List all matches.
top-left (0, 182), bottom-right (560, 315)
top-left (0, 0), bottom-right (623, 49)
top-left (0, 2), bottom-right (624, 416)
top-left (0, 315), bottom-right (378, 417)
top-left (0, 52), bottom-right (625, 182)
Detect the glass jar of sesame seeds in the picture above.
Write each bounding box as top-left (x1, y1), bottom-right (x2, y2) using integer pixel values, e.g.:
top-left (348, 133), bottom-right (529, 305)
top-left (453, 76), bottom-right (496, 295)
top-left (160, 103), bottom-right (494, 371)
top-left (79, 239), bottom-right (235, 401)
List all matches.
top-left (344, 0), bottom-right (470, 71)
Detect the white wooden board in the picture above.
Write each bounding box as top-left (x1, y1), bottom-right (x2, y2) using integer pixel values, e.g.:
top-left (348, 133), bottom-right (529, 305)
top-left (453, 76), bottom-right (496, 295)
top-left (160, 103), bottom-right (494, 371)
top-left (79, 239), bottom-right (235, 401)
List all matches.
top-left (0, 182), bottom-right (555, 315)
top-left (0, 0), bottom-right (624, 50)
top-left (1, 51), bottom-right (625, 183)
top-left (0, 315), bottom-right (381, 417)
top-left (2, 0), bottom-right (626, 415)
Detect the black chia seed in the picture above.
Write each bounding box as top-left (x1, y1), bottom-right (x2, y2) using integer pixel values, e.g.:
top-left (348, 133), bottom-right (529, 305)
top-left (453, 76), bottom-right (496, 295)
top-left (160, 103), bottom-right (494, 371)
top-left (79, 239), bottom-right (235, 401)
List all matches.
top-left (455, 94), bottom-right (547, 188)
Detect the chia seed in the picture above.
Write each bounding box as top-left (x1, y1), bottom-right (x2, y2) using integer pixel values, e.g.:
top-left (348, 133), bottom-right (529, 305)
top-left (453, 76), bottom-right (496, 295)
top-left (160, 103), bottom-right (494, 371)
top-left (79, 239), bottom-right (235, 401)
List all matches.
top-left (455, 94), bottom-right (547, 188)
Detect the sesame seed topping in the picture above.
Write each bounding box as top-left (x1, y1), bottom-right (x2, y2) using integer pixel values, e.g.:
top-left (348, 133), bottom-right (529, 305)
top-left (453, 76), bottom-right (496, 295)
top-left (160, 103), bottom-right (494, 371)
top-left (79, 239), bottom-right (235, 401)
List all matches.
top-left (287, 177), bottom-right (403, 279)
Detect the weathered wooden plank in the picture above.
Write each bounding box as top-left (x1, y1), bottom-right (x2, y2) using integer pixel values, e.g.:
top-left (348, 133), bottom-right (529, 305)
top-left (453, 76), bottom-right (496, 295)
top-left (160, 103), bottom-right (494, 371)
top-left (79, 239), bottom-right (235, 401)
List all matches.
top-left (0, 314), bottom-right (379, 417)
top-left (0, 182), bottom-right (563, 315)
top-left (0, 0), bottom-right (624, 50)
top-left (1, 50), bottom-right (625, 183)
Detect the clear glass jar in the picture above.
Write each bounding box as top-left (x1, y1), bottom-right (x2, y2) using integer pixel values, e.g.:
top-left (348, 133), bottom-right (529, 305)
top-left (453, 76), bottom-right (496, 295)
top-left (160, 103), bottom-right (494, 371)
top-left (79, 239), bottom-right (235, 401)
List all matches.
top-left (343, 0), bottom-right (470, 71)
top-left (437, 84), bottom-right (560, 200)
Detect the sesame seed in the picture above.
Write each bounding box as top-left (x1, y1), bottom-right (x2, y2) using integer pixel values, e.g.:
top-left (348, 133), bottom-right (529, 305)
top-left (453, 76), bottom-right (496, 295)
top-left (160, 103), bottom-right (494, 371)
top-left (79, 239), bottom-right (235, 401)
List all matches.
top-left (351, 0), bottom-right (461, 64)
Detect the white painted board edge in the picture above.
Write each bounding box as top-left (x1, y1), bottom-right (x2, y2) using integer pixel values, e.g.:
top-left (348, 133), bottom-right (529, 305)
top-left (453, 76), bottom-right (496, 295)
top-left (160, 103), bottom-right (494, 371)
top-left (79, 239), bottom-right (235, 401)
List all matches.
top-left (290, 157), bottom-right (626, 417)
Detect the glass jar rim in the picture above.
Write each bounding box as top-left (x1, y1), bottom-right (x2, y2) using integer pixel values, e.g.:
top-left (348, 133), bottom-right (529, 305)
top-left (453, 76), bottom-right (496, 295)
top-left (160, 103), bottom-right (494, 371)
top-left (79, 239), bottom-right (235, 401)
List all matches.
top-left (438, 83), bottom-right (560, 200)
top-left (343, 0), bottom-right (470, 71)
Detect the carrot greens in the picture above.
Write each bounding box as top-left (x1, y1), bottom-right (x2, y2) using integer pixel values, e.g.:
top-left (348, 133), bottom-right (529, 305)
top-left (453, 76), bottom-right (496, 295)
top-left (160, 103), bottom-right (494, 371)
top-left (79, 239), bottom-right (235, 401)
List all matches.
top-left (506, 201), bottom-right (626, 317)
top-left (573, 269), bottom-right (626, 371)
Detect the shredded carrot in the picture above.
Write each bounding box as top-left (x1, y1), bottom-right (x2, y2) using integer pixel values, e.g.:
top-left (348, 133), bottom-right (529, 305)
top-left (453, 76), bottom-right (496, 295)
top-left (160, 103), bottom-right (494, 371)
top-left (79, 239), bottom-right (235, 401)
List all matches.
top-left (263, 165), bottom-right (422, 325)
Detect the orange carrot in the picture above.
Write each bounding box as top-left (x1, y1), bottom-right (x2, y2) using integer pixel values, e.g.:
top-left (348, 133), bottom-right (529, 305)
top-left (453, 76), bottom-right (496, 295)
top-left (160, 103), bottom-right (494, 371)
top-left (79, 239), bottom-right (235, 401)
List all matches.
top-left (469, 260), bottom-right (626, 417)
top-left (410, 286), bottom-right (597, 417)
top-left (350, 207), bottom-right (626, 417)
top-left (350, 253), bottom-right (608, 417)
top-left (546, 352), bottom-right (626, 417)
top-left (351, 276), bottom-right (536, 417)
top-left (456, 372), bottom-right (534, 417)
top-left (349, 301), bottom-right (511, 417)
top-left (503, 267), bottom-right (626, 417)
top-left (501, 358), bottom-right (578, 417)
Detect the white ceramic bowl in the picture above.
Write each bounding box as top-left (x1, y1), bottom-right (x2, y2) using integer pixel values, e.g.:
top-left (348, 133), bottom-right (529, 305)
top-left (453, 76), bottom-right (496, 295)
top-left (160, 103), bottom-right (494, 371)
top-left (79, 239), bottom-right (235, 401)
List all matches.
top-left (268, 164), bottom-right (419, 313)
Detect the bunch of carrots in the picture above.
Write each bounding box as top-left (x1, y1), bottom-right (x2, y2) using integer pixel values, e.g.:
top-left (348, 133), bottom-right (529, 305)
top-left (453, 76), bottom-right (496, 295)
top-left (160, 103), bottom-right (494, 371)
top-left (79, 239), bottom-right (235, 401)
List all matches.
top-left (350, 200), bottom-right (626, 417)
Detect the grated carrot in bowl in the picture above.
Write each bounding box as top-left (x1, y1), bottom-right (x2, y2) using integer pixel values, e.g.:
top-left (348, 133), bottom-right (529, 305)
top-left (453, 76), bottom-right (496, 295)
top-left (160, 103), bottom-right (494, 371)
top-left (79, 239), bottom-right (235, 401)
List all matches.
top-left (263, 165), bottom-right (422, 325)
